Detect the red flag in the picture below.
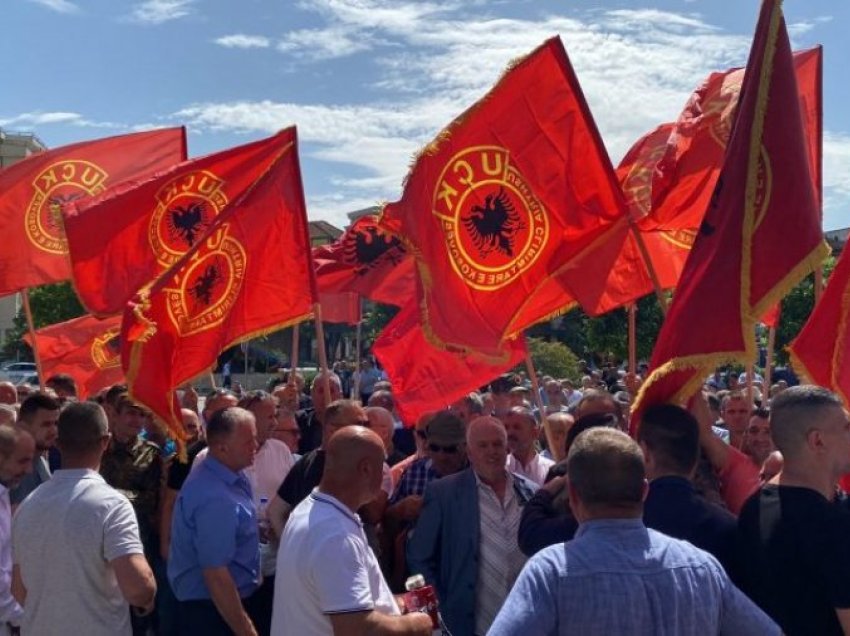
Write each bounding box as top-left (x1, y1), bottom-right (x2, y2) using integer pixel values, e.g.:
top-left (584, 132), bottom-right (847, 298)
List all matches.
top-left (319, 292), bottom-right (360, 325)
top-left (789, 250), bottom-right (850, 403)
top-left (0, 128), bottom-right (185, 295)
top-left (632, 0), bottom-right (828, 426)
top-left (761, 303), bottom-right (781, 328)
top-left (373, 302), bottom-right (527, 424)
top-left (379, 37), bottom-right (628, 354)
top-left (313, 215), bottom-right (414, 307)
top-left (601, 47), bottom-right (824, 313)
top-left (23, 314), bottom-right (124, 399)
top-left (122, 128), bottom-right (315, 439)
top-left (64, 129), bottom-right (293, 316)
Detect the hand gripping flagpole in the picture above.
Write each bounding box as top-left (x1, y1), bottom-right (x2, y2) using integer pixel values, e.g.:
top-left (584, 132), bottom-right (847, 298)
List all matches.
top-left (21, 289), bottom-right (45, 386)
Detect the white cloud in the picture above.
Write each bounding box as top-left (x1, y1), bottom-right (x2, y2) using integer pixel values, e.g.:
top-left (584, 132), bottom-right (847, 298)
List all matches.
top-left (0, 111), bottom-right (126, 131)
top-left (823, 132), bottom-right (850, 229)
top-left (787, 15), bottom-right (832, 38)
top-left (28, 0), bottom-right (79, 13)
top-left (276, 27), bottom-right (374, 60)
top-left (215, 34), bottom-right (271, 49)
top-left (131, 0), bottom-right (195, 25)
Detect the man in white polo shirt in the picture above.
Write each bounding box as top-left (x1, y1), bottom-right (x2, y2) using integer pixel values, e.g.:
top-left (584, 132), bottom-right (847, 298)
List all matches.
top-left (271, 426), bottom-right (430, 635)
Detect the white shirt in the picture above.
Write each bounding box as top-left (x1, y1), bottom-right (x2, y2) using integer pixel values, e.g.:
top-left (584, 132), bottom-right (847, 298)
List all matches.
top-left (506, 452), bottom-right (555, 487)
top-left (0, 486), bottom-right (22, 626)
top-left (271, 491), bottom-right (399, 635)
top-left (12, 469), bottom-right (143, 636)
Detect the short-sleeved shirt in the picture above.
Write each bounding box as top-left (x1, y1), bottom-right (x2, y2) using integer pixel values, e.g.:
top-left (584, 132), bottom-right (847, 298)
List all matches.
top-left (168, 456), bottom-right (259, 600)
top-left (277, 449), bottom-right (325, 508)
top-left (738, 484), bottom-right (850, 635)
top-left (271, 491), bottom-right (399, 635)
top-left (13, 469), bottom-right (144, 636)
top-left (489, 519), bottom-right (779, 635)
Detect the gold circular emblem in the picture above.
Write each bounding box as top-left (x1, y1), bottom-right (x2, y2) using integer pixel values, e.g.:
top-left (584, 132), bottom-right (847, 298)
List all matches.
top-left (431, 146), bottom-right (548, 291)
top-left (705, 69), bottom-right (744, 149)
top-left (90, 327), bottom-right (121, 370)
top-left (165, 225), bottom-right (246, 337)
top-left (659, 228), bottom-right (698, 249)
top-left (621, 130), bottom-right (669, 220)
top-left (149, 170), bottom-right (228, 268)
top-left (26, 161), bottom-right (108, 254)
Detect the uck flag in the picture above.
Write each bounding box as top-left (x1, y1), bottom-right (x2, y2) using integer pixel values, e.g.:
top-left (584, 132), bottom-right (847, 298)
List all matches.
top-left (64, 129), bottom-right (293, 316)
top-left (0, 128), bottom-right (185, 295)
top-left (632, 0), bottom-right (829, 427)
top-left (607, 46), bottom-right (823, 309)
top-left (378, 37), bottom-right (629, 355)
top-left (122, 128), bottom-right (315, 440)
top-left (313, 214), bottom-right (415, 307)
top-left (789, 253), bottom-right (850, 404)
top-left (23, 314), bottom-right (124, 399)
top-left (373, 301), bottom-right (527, 424)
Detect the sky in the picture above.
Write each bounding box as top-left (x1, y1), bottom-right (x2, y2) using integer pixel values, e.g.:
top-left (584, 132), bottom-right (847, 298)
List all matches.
top-left (3, 0), bottom-right (848, 230)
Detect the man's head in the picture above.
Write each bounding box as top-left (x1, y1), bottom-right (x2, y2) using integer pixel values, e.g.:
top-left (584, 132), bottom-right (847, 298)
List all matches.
top-left (112, 394), bottom-right (152, 444)
top-left (0, 382), bottom-right (17, 405)
top-left (544, 412), bottom-right (574, 461)
top-left (45, 373), bottom-right (78, 402)
top-left (0, 426), bottom-right (34, 489)
top-left (311, 371), bottom-right (343, 419)
top-left (544, 380), bottom-right (565, 407)
top-left (508, 386), bottom-right (530, 409)
top-left (18, 393), bottom-right (60, 452)
top-left (238, 390), bottom-right (278, 447)
top-left (467, 416), bottom-right (508, 484)
top-left (15, 384), bottom-right (33, 402)
top-left (744, 407), bottom-right (774, 465)
top-left (0, 405), bottom-right (14, 427)
top-left (489, 375), bottom-right (516, 416)
top-left (206, 407), bottom-right (257, 472)
top-left (413, 411), bottom-right (436, 456)
top-left (720, 392), bottom-right (752, 440)
top-left (365, 406), bottom-right (394, 452)
top-left (181, 408), bottom-right (202, 443)
top-left (637, 404), bottom-right (700, 480)
top-left (202, 388), bottom-right (238, 424)
top-left (568, 427), bottom-right (647, 522)
top-left (321, 399), bottom-right (369, 447)
top-left (56, 402), bottom-right (111, 465)
top-left (575, 390), bottom-right (625, 431)
top-left (102, 384), bottom-right (128, 427)
top-left (322, 426), bottom-right (386, 509)
top-left (425, 411), bottom-right (467, 477)
top-left (503, 406), bottom-right (539, 459)
top-left (367, 390), bottom-right (395, 412)
top-left (270, 410), bottom-right (301, 453)
top-left (770, 385), bottom-right (850, 481)
top-left (450, 393), bottom-right (484, 424)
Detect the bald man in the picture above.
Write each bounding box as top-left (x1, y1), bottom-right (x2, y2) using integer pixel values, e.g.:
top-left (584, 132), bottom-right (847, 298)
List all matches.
top-left (272, 426), bottom-right (431, 635)
top-left (407, 416), bottom-right (537, 636)
top-left (0, 383), bottom-right (16, 406)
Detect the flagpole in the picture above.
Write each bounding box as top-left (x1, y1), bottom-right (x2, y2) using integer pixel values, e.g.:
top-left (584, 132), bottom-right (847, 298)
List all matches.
top-left (523, 336), bottom-right (557, 461)
top-left (208, 372), bottom-right (217, 390)
top-left (21, 289), bottom-right (45, 386)
top-left (628, 224), bottom-right (669, 316)
top-left (313, 302), bottom-right (331, 400)
top-left (764, 327), bottom-right (775, 396)
top-left (353, 297), bottom-right (362, 400)
top-left (289, 323), bottom-right (300, 386)
top-left (628, 304), bottom-right (637, 377)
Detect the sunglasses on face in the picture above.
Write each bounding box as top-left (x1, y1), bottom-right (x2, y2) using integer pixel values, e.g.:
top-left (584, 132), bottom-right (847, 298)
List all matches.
top-left (428, 443), bottom-right (460, 454)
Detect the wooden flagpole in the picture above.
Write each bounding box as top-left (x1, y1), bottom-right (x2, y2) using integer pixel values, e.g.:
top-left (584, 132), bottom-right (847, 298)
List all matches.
top-left (313, 302), bottom-right (331, 399)
top-left (289, 322), bottom-right (300, 385)
top-left (628, 224), bottom-right (669, 316)
top-left (628, 304), bottom-right (637, 377)
top-left (524, 336), bottom-right (557, 460)
top-left (352, 298), bottom-right (362, 400)
top-left (21, 289), bottom-right (45, 386)
top-left (764, 327), bottom-right (776, 395)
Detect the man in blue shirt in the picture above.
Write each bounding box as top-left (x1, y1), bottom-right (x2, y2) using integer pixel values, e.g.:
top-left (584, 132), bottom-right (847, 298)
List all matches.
top-left (489, 428), bottom-right (778, 636)
top-left (169, 407), bottom-right (260, 636)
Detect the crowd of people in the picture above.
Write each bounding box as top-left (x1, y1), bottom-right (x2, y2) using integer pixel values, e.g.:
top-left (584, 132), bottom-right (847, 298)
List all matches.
top-left (0, 359), bottom-right (848, 635)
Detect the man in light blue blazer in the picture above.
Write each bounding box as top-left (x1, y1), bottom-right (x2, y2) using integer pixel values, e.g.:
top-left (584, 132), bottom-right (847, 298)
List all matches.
top-left (407, 416), bottom-right (537, 636)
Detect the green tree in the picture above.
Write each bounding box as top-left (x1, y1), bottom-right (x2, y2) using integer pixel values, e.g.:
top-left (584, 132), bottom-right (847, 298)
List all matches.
top-left (3, 283), bottom-right (85, 360)
top-left (524, 337), bottom-right (580, 379)
top-left (585, 295), bottom-right (665, 362)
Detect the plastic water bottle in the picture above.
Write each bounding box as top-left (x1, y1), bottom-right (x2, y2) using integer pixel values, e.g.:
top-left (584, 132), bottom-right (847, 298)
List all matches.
top-left (257, 496), bottom-right (271, 545)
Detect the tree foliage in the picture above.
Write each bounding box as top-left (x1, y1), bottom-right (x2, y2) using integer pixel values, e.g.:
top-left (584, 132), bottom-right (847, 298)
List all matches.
top-left (3, 282), bottom-right (85, 361)
top-left (524, 336), bottom-right (580, 379)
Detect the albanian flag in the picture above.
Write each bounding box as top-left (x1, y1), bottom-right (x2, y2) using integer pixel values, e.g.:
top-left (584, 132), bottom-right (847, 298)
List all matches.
top-left (373, 302), bottom-right (527, 424)
top-left (64, 129), bottom-right (293, 316)
top-left (313, 214), bottom-right (414, 307)
top-left (23, 314), bottom-right (124, 399)
top-left (632, 0), bottom-right (828, 426)
top-left (379, 37), bottom-right (628, 354)
top-left (122, 128), bottom-right (315, 440)
top-left (0, 128), bottom-right (185, 295)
